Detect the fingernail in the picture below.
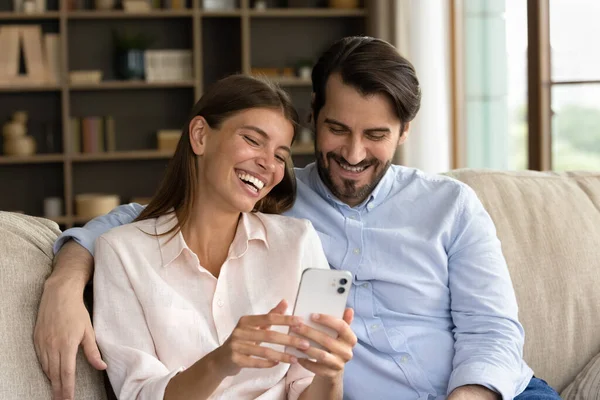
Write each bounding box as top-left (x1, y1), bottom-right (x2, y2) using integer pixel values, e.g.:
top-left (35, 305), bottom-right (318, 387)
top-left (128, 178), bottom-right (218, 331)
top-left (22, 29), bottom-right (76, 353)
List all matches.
top-left (299, 340), bottom-right (310, 349)
top-left (312, 313), bottom-right (320, 320)
top-left (290, 356), bottom-right (298, 364)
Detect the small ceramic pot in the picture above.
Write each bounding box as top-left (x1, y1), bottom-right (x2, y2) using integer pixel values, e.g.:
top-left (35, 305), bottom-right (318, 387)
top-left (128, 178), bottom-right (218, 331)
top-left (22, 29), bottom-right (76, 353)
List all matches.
top-left (4, 136), bottom-right (36, 156)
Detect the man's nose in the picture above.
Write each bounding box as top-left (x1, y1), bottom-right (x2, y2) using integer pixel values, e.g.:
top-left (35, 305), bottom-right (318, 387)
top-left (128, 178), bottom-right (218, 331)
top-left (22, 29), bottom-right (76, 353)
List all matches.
top-left (341, 137), bottom-right (367, 165)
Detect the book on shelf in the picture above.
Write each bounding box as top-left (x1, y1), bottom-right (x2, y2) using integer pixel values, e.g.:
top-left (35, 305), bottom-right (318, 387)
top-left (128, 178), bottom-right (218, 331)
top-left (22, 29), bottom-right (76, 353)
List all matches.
top-left (70, 116), bottom-right (116, 154)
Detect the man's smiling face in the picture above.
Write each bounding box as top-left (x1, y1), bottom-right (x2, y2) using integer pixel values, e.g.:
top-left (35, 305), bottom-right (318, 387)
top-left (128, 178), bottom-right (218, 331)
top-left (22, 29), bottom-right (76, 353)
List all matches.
top-left (314, 73), bottom-right (409, 207)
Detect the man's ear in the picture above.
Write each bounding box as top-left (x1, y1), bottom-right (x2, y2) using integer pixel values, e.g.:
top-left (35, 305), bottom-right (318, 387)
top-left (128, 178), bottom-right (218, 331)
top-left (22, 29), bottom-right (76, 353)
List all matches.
top-left (398, 122), bottom-right (411, 146)
top-left (189, 116), bottom-right (208, 156)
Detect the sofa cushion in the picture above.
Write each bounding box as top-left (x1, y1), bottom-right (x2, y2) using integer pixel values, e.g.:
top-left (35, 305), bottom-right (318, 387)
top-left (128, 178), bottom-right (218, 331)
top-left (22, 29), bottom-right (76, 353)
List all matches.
top-left (445, 170), bottom-right (600, 393)
top-left (0, 212), bottom-right (106, 399)
top-left (561, 352), bottom-right (600, 400)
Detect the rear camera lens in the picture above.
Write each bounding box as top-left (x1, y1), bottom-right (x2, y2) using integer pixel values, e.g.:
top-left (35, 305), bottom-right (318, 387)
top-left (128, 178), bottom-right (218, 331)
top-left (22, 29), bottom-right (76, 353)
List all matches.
top-left (337, 287), bottom-right (346, 294)
top-left (339, 278), bottom-right (348, 285)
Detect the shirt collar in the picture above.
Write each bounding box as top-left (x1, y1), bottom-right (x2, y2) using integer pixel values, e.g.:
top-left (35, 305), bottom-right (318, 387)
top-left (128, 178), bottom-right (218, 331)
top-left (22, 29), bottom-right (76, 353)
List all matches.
top-left (153, 212), bottom-right (269, 268)
top-left (308, 162), bottom-right (396, 212)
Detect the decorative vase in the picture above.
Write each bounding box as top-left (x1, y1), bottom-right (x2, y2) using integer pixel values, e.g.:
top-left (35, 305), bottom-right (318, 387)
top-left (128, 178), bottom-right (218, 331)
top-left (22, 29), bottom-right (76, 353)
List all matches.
top-left (115, 49), bottom-right (145, 80)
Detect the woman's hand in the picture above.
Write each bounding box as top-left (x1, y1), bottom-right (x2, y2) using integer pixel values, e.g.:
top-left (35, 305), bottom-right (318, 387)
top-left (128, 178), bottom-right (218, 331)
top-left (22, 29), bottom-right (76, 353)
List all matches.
top-left (214, 299), bottom-right (312, 377)
top-left (293, 308), bottom-right (357, 381)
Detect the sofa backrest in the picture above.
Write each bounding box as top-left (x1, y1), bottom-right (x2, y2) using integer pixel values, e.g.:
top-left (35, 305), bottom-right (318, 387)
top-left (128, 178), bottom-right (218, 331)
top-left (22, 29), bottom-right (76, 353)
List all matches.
top-left (0, 212), bottom-right (106, 399)
top-left (446, 169), bottom-right (600, 393)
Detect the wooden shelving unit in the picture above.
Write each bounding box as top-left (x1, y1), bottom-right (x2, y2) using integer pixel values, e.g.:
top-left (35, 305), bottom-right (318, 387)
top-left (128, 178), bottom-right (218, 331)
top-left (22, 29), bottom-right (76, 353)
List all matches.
top-left (0, 0), bottom-right (368, 227)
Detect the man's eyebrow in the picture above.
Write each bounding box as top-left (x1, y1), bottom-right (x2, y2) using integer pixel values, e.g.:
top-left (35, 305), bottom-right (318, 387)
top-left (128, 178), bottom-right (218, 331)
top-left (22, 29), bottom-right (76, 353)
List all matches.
top-left (241, 125), bottom-right (291, 153)
top-left (324, 118), bottom-right (391, 134)
top-left (324, 118), bottom-right (350, 130)
top-left (365, 127), bottom-right (391, 134)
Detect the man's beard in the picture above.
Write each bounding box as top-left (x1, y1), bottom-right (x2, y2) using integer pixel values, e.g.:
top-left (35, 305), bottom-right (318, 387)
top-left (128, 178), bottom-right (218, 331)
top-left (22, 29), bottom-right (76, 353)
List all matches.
top-left (316, 151), bottom-right (391, 205)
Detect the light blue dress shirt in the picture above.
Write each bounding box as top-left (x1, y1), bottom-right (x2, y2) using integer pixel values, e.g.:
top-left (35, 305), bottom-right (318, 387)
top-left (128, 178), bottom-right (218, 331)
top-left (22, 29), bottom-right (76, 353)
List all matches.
top-left (55, 163), bottom-right (533, 400)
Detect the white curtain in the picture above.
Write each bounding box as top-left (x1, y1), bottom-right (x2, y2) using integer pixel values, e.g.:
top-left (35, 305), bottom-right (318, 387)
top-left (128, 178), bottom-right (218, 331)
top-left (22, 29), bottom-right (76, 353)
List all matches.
top-left (368, 0), bottom-right (452, 173)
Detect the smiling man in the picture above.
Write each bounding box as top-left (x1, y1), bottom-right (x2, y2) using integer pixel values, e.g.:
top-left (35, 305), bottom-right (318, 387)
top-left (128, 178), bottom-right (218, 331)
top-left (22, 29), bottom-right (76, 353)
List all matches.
top-left (34, 36), bottom-right (561, 400)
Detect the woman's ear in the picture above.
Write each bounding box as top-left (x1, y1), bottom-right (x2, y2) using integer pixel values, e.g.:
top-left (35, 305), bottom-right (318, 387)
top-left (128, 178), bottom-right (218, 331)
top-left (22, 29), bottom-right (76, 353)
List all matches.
top-left (189, 116), bottom-right (208, 156)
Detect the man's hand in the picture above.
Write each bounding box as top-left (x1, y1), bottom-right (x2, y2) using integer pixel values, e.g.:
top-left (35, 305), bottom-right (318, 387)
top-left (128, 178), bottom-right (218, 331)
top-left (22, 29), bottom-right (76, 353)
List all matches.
top-left (448, 385), bottom-right (501, 400)
top-left (33, 240), bottom-right (106, 400)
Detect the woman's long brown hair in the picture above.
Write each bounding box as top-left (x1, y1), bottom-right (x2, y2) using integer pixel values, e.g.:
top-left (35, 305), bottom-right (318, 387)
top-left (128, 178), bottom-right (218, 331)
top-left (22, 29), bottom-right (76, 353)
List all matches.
top-left (134, 74), bottom-right (300, 235)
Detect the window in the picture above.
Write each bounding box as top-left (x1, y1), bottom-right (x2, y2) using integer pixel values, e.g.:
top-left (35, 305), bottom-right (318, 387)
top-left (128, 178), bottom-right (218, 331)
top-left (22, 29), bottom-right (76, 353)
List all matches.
top-left (458, 0), bottom-right (600, 171)
top-left (549, 0), bottom-right (600, 171)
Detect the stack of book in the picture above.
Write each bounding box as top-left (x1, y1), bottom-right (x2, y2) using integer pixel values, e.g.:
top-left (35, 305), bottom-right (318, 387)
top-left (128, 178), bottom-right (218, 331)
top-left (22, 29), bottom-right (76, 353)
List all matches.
top-left (0, 25), bottom-right (61, 85)
top-left (145, 50), bottom-right (193, 82)
top-left (70, 116), bottom-right (116, 154)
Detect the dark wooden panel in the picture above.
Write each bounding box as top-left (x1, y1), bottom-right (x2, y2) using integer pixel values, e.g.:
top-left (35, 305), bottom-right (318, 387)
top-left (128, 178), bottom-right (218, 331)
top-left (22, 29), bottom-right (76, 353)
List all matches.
top-left (0, 92), bottom-right (63, 154)
top-left (0, 163), bottom-right (63, 215)
top-left (250, 17), bottom-right (365, 68)
top-left (69, 88), bottom-right (194, 151)
top-left (68, 19), bottom-right (194, 81)
top-left (202, 17), bottom-right (242, 88)
top-left (72, 159), bottom-right (168, 204)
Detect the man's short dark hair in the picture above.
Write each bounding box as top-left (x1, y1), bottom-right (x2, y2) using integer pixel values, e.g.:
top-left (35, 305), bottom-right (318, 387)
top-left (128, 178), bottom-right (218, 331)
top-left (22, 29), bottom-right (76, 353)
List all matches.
top-left (311, 36), bottom-right (421, 130)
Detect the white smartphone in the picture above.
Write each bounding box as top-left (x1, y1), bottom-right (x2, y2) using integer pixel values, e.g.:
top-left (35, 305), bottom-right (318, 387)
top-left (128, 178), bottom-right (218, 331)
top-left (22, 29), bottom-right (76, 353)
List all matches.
top-left (285, 268), bottom-right (353, 359)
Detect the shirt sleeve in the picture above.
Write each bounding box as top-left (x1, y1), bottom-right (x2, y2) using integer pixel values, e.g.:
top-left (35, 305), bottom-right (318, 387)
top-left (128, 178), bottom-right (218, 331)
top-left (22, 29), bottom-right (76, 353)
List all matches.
top-left (446, 185), bottom-right (531, 400)
top-left (53, 203), bottom-right (145, 256)
top-left (285, 220), bottom-right (330, 399)
top-left (93, 235), bottom-right (183, 400)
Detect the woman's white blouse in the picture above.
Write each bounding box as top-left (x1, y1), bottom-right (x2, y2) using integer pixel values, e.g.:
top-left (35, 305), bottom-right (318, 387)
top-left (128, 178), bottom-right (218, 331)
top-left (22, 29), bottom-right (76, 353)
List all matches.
top-left (93, 212), bottom-right (330, 399)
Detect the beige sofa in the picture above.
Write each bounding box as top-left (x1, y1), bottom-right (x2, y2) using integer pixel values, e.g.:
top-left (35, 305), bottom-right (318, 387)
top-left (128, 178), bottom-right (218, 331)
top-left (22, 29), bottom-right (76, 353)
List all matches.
top-left (1, 169), bottom-right (600, 399)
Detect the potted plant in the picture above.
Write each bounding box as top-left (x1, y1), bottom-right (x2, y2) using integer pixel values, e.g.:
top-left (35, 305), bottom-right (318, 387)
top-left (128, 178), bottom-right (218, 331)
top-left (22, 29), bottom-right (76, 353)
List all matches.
top-left (295, 59), bottom-right (313, 80)
top-left (113, 30), bottom-right (153, 80)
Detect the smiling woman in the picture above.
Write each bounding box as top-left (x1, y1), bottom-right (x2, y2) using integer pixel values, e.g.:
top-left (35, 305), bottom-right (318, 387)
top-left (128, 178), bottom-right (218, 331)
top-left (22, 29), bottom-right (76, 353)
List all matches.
top-left (136, 74), bottom-right (300, 233)
top-left (90, 73), bottom-right (358, 400)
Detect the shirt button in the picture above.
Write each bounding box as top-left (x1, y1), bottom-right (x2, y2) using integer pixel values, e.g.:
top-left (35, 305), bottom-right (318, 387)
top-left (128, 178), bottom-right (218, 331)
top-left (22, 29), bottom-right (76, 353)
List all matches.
top-left (400, 354), bottom-right (411, 363)
top-left (370, 324), bottom-right (379, 330)
top-left (367, 203), bottom-right (374, 210)
top-left (353, 248), bottom-right (361, 255)
top-left (217, 299), bottom-right (224, 307)
top-left (362, 283), bottom-right (369, 288)
top-left (349, 215), bottom-right (356, 220)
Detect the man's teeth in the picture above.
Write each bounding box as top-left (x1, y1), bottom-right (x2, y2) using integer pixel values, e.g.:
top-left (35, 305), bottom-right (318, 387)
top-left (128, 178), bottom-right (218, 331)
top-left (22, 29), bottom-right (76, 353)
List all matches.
top-left (339, 162), bottom-right (366, 173)
top-left (237, 173), bottom-right (265, 190)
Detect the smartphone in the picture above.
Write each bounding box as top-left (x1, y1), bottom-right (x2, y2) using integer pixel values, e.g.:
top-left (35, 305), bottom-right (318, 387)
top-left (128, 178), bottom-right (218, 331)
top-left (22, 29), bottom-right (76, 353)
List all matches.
top-left (285, 268), bottom-right (353, 359)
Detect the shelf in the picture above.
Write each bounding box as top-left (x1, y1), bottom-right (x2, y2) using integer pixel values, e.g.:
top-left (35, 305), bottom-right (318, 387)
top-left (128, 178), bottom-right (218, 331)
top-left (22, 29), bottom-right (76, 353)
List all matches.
top-left (69, 80), bottom-right (195, 91)
top-left (268, 76), bottom-right (312, 87)
top-left (249, 8), bottom-right (366, 18)
top-left (201, 10), bottom-right (242, 17)
top-left (67, 10), bottom-right (193, 19)
top-left (0, 11), bottom-right (60, 20)
top-left (0, 154), bottom-right (64, 165)
top-left (71, 150), bottom-right (174, 162)
top-left (0, 84), bottom-right (61, 93)
top-left (291, 142), bottom-right (314, 155)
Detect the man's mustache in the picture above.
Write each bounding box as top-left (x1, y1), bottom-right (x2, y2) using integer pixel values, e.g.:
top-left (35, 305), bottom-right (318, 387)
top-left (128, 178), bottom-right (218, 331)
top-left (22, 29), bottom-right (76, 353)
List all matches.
top-left (327, 152), bottom-right (376, 169)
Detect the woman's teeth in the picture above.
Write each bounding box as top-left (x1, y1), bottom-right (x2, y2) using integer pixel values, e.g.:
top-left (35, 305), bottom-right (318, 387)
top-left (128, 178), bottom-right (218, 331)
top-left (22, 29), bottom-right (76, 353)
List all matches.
top-left (237, 173), bottom-right (265, 191)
